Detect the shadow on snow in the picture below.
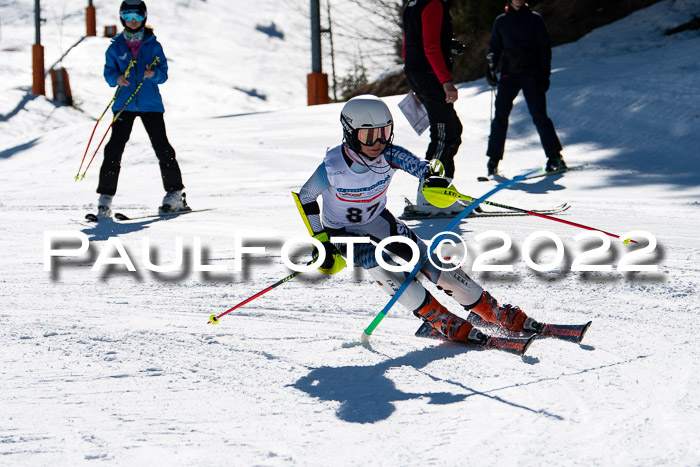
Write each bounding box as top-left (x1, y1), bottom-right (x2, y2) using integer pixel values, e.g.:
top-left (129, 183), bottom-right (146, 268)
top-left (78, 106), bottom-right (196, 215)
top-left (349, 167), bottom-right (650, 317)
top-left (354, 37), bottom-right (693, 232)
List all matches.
top-left (292, 343), bottom-right (564, 424)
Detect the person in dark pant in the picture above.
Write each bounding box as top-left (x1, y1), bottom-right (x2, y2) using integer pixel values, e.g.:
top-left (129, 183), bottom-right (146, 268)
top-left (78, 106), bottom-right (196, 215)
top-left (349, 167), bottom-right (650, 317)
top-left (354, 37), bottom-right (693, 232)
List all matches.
top-left (402, 0), bottom-right (464, 215)
top-left (485, 0), bottom-right (566, 176)
top-left (96, 0), bottom-right (188, 218)
top-left (98, 111), bottom-right (183, 197)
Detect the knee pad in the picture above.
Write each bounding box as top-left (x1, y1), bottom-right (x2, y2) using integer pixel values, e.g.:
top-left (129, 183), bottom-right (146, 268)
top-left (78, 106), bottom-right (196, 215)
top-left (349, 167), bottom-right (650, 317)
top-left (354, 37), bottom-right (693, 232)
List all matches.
top-left (367, 265), bottom-right (426, 313)
top-left (435, 266), bottom-right (483, 307)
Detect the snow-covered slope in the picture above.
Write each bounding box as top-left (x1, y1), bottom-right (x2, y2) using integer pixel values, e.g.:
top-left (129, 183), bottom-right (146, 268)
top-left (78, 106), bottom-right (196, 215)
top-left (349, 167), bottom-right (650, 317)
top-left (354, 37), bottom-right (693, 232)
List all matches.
top-left (1, 0), bottom-right (699, 465)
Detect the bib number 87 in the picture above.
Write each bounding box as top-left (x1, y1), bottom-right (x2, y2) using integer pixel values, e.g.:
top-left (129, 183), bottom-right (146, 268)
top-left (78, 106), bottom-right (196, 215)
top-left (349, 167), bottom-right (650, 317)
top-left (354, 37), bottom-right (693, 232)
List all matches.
top-left (346, 202), bottom-right (380, 223)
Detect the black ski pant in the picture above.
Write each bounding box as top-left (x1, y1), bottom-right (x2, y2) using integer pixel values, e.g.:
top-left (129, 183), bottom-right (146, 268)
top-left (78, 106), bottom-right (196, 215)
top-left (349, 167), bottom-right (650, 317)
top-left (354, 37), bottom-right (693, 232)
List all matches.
top-left (97, 111), bottom-right (184, 196)
top-left (486, 72), bottom-right (562, 161)
top-left (405, 71), bottom-right (463, 179)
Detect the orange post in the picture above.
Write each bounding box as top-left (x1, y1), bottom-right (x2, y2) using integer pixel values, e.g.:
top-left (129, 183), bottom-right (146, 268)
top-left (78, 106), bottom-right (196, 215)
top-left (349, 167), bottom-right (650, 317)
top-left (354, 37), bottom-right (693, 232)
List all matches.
top-left (307, 72), bottom-right (329, 106)
top-left (104, 25), bottom-right (117, 38)
top-left (86, 5), bottom-right (96, 37)
top-left (50, 67), bottom-right (73, 105)
top-left (32, 43), bottom-right (45, 96)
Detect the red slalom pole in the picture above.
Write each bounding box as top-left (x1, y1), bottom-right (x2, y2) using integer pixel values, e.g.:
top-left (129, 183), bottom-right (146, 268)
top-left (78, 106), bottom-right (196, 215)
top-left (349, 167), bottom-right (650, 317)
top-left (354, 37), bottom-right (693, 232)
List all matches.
top-left (525, 210), bottom-right (636, 243)
top-left (425, 185), bottom-right (639, 245)
top-left (208, 264), bottom-right (312, 324)
top-left (472, 197), bottom-right (638, 244)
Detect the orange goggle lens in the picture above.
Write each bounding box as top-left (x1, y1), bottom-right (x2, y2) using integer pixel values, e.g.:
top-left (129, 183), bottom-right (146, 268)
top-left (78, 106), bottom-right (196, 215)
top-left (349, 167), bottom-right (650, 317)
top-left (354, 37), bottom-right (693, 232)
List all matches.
top-left (356, 125), bottom-right (392, 146)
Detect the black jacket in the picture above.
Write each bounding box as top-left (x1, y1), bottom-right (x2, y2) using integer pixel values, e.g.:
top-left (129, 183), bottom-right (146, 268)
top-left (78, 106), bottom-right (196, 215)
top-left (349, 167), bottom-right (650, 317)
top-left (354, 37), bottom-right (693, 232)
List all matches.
top-left (403, 0), bottom-right (454, 82)
top-left (488, 4), bottom-right (551, 76)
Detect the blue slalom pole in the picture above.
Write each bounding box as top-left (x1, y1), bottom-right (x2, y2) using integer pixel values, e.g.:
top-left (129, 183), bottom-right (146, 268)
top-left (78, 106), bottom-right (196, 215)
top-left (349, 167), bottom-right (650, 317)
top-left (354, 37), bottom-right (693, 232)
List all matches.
top-left (362, 168), bottom-right (541, 340)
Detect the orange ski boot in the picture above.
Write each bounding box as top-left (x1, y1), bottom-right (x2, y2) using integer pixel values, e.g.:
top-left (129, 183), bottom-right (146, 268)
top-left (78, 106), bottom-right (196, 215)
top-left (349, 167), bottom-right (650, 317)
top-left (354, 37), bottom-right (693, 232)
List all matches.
top-left (415, 294), bottom-right (487, 344)
top-left (468, 291), bottom-right (544, 333)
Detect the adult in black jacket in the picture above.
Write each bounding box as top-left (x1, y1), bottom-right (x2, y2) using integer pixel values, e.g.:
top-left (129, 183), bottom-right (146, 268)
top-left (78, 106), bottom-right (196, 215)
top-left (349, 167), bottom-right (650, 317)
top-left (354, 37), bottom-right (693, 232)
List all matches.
top-left (403, 0), bottom-right (463, 215)
top-left (485, 0), bottom-right (565, 175)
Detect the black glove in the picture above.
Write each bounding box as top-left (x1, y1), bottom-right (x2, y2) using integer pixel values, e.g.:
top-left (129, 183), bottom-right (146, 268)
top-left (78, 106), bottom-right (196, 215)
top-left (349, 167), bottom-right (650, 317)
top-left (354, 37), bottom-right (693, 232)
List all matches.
top-left (423, 159), bottom-right (450, 188)
top-left (485, 53), bottom-right (498, 87)
top-left (538, 70), bottom-right (550, 93)
top-left (424, 176), bottom-right (450, 188)
top-left (451, 38), bottom-right (465, 55)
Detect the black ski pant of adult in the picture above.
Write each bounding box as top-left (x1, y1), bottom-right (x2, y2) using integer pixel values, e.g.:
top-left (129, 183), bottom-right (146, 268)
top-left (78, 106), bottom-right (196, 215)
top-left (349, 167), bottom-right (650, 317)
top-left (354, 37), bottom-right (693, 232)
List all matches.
top-left (97, 111), bottom-right (184, 196)
top-left (486, 72), bottom-right (562, 161)
top-left (405, 71), bottom-right (463, 179)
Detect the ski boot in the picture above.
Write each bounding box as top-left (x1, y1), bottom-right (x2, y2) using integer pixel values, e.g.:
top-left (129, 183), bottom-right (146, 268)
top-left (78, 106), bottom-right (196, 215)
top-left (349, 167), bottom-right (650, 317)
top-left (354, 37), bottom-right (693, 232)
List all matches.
top-left (487, 158), bottom-right (499, 176)
top-left (97, 194), bottom-right (113, 219)
top-left (159, 190), bottom-right (191, 215)
top-left (467, 291), bottom-right (544, 333)
top-left (415, 294), bottom-right (486, 345)
top-left (545, 154), bottom-right (567, 172)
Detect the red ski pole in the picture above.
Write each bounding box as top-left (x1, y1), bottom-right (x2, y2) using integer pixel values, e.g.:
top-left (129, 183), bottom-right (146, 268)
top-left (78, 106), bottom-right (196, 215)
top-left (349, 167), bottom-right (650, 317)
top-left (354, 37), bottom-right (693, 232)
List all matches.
top-left (208, 264), bottom-right (311, 324)
top-left (75, 60), bottom-right (136, 180)
top-left (423, 185), bottom-right (638, 244)
top-left (79, 57), bottom-right (160, 180)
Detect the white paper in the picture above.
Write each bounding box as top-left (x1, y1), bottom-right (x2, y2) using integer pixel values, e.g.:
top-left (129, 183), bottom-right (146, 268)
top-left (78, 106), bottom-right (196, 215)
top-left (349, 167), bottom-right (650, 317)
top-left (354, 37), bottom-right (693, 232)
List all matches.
top-left (398, 92), bottom-right (430, 136)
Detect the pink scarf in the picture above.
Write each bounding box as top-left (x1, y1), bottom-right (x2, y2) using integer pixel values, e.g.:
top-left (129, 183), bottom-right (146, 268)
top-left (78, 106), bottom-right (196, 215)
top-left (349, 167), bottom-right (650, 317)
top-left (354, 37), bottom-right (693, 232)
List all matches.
top-left (124, 29), bottom-right (144, 58)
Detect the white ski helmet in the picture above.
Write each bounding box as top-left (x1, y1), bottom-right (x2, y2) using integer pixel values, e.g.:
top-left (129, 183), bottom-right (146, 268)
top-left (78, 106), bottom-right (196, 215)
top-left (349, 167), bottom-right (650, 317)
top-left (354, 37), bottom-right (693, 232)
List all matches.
top-left (340, 95), bottom-right (394, 153)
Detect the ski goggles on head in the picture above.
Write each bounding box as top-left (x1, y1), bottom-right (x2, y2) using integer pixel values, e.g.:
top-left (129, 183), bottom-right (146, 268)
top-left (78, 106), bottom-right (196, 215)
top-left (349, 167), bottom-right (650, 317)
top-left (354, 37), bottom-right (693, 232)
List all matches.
top-left (355, 125), bottom-right (393, 146)
top-left (121, 11), bottom-right (145, 22)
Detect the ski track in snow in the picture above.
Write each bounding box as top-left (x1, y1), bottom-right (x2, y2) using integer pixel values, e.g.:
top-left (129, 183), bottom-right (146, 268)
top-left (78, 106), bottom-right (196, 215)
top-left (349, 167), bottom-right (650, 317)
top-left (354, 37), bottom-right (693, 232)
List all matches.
top-left (1, 0), bottom-right (700, 465)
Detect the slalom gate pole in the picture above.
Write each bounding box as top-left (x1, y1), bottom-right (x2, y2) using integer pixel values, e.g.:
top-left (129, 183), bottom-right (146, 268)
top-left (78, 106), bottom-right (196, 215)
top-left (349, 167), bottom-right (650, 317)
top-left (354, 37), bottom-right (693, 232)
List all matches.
top-left (79, 57), bottom-right (160, 180)
top-left (208, 260), bottom-right (315, 324)
top-left (75, 60), bottom-right (136, 180)
top-left (361, 168), bottom-right (541, 341)
top-left (423, 186), bottom-right (637, 244)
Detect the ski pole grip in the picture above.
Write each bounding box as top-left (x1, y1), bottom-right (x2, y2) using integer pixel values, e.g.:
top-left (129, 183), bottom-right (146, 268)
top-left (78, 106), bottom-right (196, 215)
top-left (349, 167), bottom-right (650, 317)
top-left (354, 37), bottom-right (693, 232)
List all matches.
top-left (148, 56), bottom-right (161, 70)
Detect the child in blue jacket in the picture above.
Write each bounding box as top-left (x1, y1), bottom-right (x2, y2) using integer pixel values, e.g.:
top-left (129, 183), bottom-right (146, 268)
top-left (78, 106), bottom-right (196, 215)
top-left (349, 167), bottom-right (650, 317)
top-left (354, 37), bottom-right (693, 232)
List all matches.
top-left (96, 0), bottom-right (188, 218)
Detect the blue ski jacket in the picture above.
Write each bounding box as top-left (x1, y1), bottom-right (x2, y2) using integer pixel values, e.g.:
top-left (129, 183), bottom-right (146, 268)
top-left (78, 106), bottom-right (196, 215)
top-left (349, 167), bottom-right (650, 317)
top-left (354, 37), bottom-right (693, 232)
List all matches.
top-left (104, 29), bottom-right (168, 113)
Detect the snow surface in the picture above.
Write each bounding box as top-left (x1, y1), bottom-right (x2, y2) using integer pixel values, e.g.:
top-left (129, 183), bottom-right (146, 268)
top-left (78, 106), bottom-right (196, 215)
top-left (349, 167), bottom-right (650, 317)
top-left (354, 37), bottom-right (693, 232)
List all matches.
top-left (1, 0), bottom-right (700, 465)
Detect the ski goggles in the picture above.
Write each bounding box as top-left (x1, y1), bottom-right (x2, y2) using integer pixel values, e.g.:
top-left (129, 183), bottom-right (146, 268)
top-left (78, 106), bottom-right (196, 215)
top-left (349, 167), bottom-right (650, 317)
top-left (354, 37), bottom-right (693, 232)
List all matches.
top-left (121, 11), bottom-right (145, 22)
top-left (355, 125), bottom-right (393, 146)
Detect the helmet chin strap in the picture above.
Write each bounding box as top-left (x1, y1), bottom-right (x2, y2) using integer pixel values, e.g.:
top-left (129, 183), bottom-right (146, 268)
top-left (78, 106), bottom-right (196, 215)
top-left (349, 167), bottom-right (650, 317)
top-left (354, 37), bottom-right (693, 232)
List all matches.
top-left (344, 143), bottom-right (392, 174)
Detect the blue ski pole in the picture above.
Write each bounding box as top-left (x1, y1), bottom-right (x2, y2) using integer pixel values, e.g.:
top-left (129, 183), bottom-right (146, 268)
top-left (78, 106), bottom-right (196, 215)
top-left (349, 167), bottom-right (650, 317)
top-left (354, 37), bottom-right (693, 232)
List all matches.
top-left (361, 168), bottom-right (541, 341)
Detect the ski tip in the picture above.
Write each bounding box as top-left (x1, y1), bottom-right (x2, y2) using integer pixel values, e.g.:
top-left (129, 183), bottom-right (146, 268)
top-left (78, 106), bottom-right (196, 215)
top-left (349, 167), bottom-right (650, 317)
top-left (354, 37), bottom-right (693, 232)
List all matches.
top-left (578, 321), bottom-right (592, 343)
top-left (476, 176), bottom-right (490, 182)
top-left (522, 334), bottom-right (537, 356)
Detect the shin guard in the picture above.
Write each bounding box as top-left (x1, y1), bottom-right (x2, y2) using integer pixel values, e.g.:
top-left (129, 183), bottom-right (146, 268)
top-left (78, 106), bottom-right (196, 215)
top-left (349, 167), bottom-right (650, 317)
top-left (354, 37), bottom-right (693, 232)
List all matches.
top-left (367, 265), bottom-right (427, 313)
top-left (435, 266), bottom-right (484, 306)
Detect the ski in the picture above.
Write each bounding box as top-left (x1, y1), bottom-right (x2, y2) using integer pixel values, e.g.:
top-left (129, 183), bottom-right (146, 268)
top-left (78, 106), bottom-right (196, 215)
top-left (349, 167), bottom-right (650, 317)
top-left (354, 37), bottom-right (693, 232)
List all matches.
top-left (477, 164), bottom-right (587, 182)
top-left (466, 313), bottom-right (592, 344)
top-left (535, 321), bottom-right (592, 343)
top-left (84, 208), bottom-right (213, 222)
top-left (459, 201), bottom-right (571, 216)
top-left (415, 322), bottom-right (535, 356)
top-left (399, 198), bottom-right (570, 220)
top-left (113, 208), bottom-right (214, 221)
